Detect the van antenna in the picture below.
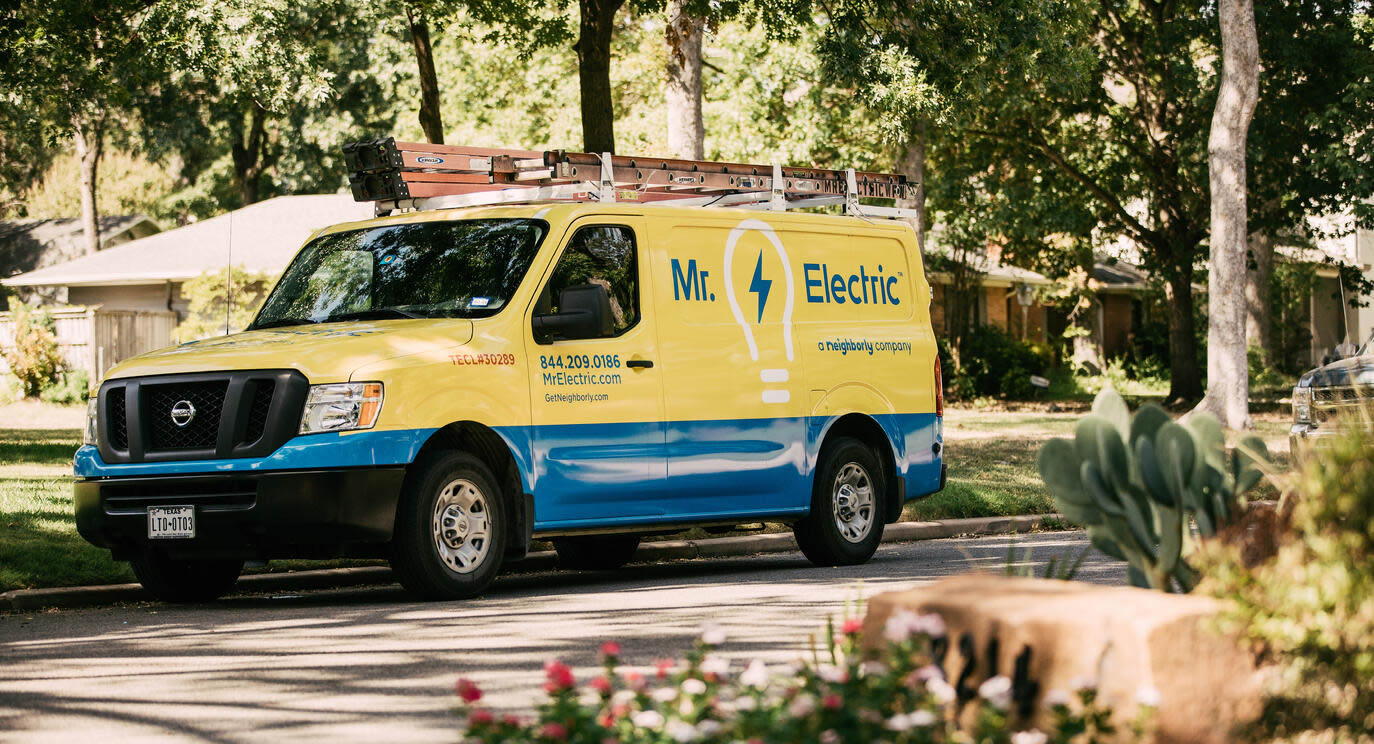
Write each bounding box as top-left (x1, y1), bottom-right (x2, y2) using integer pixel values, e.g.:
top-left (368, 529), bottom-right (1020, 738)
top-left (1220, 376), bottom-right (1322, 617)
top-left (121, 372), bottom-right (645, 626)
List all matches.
top-left (226, 210), bottom-right (233, 336)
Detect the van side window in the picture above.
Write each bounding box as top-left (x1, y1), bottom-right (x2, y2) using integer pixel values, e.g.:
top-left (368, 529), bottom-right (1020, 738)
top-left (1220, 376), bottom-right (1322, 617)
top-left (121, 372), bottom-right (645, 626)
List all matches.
top-left (536, 225), bottom-right (640, 339)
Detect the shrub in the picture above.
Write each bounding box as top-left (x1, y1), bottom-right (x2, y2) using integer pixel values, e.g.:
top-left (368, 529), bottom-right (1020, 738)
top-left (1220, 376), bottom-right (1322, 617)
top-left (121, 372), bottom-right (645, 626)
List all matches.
top-left (39, 368), bottom-right (89, 405)
top-left (455, 617), bottom-right (1138, 743)
top-left (949, 325), bottom-right (1051, 401)
top-left (1202, 426), bottom-right (1374, 741)
top-left (2, 298), bottom-right (64, 398)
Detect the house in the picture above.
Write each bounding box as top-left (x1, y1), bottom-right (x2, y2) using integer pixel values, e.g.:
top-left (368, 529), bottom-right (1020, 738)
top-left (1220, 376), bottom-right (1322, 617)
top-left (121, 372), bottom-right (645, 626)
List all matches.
top-left (1, 215), bottom-right (161, 303)
top-left (2, 194), bottom-right (373, 320)
top-left (1290, 217), bottom-right (1374, 366)
top-left (1, 194), bottom-right (372, 379)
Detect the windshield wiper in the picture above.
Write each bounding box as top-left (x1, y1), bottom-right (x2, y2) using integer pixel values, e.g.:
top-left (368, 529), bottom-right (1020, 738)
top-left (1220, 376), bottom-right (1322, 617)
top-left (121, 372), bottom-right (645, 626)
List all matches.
top-left (328, 307), bottom-right (425, 322)
top-left (251, 317), bottom-right (319, 330)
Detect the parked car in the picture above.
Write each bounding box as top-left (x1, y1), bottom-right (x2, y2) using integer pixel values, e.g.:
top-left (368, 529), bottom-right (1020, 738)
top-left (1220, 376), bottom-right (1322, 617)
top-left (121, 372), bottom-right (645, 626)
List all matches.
top-left (1291, 331), bottom-right (1374, 451)
top-left (73, 203), bottom-right (945, 602)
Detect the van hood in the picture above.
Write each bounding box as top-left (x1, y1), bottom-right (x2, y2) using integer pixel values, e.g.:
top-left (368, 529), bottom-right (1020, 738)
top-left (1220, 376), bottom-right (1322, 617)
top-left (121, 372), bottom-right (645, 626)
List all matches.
top-left (104, 319), bottom-right (474, 382)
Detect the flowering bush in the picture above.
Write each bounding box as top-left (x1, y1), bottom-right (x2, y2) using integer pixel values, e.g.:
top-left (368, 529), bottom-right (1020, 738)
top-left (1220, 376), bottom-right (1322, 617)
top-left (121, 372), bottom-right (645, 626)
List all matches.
top-left (456, 614), bottom-right (1141, 743)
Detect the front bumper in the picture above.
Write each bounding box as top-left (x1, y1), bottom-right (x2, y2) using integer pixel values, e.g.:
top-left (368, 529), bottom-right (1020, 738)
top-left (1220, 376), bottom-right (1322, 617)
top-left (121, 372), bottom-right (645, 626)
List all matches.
top-left (75, 467), bottom-right (406, 561)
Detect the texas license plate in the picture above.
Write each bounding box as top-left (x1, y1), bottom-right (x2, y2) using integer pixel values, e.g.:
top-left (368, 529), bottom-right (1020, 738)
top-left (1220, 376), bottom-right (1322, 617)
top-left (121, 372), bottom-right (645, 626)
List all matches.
top-left (147, 506), bottom-right (195, 539)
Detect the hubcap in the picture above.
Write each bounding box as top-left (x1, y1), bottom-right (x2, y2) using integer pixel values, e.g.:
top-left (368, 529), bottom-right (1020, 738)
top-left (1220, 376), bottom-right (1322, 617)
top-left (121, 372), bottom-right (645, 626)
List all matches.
top-left (832, 462), bottom-right (874, 543)
top-left (431, 478), bottom-right (491, 574)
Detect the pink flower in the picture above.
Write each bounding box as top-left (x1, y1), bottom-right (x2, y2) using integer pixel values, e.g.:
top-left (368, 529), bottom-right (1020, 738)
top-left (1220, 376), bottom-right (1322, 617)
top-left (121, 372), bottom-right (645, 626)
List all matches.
top-left (822, 693), bottom-right (843, 710)
top-left (544, 660), bottom-right (575, 693)
top-left (655, 659), bottom-right (675, 680)
top-left (841, 617), bottom-right (864, 635)
top-left (539, 722), bottom-right (568, 740)
top-left (502, 714), bottom-right (523, 727)
top-left (467, 708), bottom-right (494, 726)
top-left (590, 675), bottom-right (613, 695)
top-left (599, 641), bottom-right (622, 659)
top-left (454, 677), bottom-right (483, 703)
top-left (623, 671), bottom-right (647, 691)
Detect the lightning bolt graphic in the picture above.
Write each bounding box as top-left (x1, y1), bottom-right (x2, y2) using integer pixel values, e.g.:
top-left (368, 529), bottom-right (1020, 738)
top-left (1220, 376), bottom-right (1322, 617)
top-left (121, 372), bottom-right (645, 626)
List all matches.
top-left (749, 250), bottom-right (772, 324)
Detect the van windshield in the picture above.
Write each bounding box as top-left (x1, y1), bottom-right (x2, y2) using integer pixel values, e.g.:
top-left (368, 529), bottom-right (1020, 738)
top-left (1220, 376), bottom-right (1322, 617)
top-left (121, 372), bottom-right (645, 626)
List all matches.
top-left (250, 218), bottom-right (548, 329)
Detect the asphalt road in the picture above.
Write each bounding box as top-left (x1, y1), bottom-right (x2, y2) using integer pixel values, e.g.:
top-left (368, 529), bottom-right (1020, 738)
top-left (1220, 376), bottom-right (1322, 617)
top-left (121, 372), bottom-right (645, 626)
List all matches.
top-left (0, 531), bottom-right (1123, 743)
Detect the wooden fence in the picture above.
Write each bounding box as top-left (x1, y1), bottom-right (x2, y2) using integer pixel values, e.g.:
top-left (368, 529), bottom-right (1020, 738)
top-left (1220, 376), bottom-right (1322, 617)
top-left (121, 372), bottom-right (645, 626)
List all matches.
top-left (0, 306), bottom-right (178, 381)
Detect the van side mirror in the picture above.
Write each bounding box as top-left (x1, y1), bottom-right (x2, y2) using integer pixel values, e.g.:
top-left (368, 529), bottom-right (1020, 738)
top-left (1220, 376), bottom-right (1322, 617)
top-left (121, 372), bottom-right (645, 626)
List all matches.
top-left (533, 283), bottom-right (613, 341)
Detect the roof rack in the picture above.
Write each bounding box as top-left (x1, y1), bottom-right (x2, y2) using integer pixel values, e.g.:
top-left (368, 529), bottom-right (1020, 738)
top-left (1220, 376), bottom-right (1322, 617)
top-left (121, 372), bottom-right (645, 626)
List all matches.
top-left (342, 138), bottom-right (920, 220)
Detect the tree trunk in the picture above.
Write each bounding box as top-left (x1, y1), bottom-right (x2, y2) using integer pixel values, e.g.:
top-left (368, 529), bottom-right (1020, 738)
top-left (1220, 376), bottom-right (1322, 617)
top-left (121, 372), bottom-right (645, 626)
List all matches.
top-left (406, 4), bottom-right (445, 145)
top-left (1201, 0), bottom-right (1259, 429)
top-left (1245, 231), bottom-right (1274, 361)
top-left (576, 0), bottom-right (625, 154)
top-left (1165, 270), bottom-right (1205, 404)
top-left (73, 116), bottom-right (104, 255)
top-left (664, 0), bottom-right (703, 159)
top-left (896, 120), bottom-right (928, 256)
top-left (230, 106), bottom-right (269, 205)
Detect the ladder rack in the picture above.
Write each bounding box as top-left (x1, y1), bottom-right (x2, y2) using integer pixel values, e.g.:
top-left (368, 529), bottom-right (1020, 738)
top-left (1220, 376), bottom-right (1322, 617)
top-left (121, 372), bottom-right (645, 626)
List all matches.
top-left (342, 138), bottom-right (920, 219)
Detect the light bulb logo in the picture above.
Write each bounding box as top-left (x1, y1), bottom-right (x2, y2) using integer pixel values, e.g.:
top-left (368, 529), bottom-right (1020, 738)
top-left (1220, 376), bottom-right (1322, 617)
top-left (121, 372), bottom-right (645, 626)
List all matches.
top-left (723, 218), bottom-right (795, 404)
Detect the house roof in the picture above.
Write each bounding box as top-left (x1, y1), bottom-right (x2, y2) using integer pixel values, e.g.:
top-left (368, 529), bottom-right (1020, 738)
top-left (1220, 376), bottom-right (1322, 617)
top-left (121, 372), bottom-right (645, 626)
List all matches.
top-left (0, 215), bottom-right (160, 280)
top-left (3, 195), bottom-right (372, 288)
top-left (1093, 259), bottom-right (1150, 292)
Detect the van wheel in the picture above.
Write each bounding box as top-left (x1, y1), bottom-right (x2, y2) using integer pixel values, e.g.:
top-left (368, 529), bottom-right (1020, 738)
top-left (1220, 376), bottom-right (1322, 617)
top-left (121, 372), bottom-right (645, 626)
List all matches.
top-left (794, 437), bottom-right (886, 566)
top-left (131, 551), bottom-right (243, 603)
top-left (390, 451), bottom-right (507, 600)
top-left (552, 535), bottom-right (641, 570)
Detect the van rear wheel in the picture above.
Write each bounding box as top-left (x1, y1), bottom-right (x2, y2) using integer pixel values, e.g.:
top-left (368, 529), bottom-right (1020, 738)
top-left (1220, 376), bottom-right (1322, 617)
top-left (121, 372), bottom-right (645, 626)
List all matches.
top-left (131, 551), bottom-right (243, 603)
top-left (552, 535), bottom-right (641, 570)
top-left (390, 451), bottom-right (507, 600)
top-left (794, 436), bottom-right (885, 566)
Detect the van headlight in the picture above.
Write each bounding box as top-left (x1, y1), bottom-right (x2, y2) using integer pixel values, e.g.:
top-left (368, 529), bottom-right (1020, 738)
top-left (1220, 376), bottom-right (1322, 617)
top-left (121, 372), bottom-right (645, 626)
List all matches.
top-left (84, 397), bottom-right (99, 446)
top-left (299, 382), bottom-right (384, 434)
top-left (1293, 386), bottom-right (1312, 424)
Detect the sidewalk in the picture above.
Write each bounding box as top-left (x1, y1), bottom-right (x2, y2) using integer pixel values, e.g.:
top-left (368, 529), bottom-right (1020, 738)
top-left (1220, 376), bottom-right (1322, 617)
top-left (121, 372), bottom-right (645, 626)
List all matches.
top-left (0, 514), bottom-right (1065, 611)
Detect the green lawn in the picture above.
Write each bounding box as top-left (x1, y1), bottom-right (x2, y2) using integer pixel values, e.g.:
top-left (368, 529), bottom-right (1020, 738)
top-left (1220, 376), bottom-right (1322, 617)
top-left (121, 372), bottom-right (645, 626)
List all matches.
top-left (0, 405), bottom-right (1295, 592)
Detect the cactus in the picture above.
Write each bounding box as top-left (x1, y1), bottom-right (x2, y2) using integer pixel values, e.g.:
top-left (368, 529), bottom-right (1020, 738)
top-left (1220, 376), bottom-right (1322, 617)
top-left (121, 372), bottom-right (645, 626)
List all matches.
top-left (1036, 388), bottom-right (1271, 592)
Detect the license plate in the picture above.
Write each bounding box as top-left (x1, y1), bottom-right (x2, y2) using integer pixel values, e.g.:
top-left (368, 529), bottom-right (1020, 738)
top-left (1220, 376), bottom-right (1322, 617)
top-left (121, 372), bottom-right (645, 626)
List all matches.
top-left (147, 506), bottom-right (195, 539)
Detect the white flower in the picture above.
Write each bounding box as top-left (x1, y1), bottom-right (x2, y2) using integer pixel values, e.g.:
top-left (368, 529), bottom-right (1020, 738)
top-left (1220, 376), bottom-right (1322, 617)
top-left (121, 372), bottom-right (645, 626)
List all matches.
top-left (1069, 675), bottom-right (1097, 692)
top-left (1042, 689), bottom-right (1072, 708)
top-left (735, 695), bottom-right (758, 711)
top-left (740, 660), bottom-right (770, 688)
top-left (914, 613), bottom-right (947, 638)
top-left (1136, 685), bottom-right (1162, 708)
top-left (632, 710), bottom-right (665, 728)
top-left (682, 678), bottom-right (708, 695)
top-left (697, 720), bottom-right (723, 737)
top-left (700, 623), bottom-right (727, 646)
top-left (1011, 730), bottom-right (1049, 744)
top-left (884, 609), bottom-right (921, 643)
top-left (652, 686), bottom-right (679, 703)
top-left (578, 691), bottom-right (602, 707)
top-left (979, 675), bottom-right (1014, 711)
top-left (701, 656), bottom-right (731, 679)
top-left (914, 664), bottom-right (944, 682)
top-left (788, 693), bottom-right (816, 717)
top-left (927, 678), bottom-right (957, 705)
top-left (665, 718), bottom-right (700, 742)
top-left (820, 729), bottom-right (840, 744)
top-left (612, 690), bottom-right (637, 705)
top-left (909, 709), bottom-right (937, 727)
top-left (678, 699), bottom-right (695, 717)
top-left (885, 713), bottom-right (914, 731)
top-left (860, 661), bottom-right (887, 678)
top-left (817, 664), bottom-right (848, 684)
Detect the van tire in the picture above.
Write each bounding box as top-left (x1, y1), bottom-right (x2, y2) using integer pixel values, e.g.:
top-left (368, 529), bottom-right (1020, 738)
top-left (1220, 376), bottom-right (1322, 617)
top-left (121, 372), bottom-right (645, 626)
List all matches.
top-left (794, 437), bottom-right (886, 567)
top-left (131, 551), bottom-right (243, 603)
top-left (552, 535), bottom-right (641, 570)
top-left (390, 451), bottom-right (507, 600)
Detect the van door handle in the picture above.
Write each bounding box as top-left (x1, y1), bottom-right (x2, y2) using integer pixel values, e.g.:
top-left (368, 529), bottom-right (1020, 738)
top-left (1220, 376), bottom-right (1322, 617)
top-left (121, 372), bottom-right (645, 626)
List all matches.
top-left (626, 359), bottom-right (654, 369)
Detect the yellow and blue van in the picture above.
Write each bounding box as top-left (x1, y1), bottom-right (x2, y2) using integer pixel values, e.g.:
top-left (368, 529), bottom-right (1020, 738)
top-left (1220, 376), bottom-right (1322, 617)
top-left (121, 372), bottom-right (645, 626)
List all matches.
top-left (74, 203), bottom-right (945, 601)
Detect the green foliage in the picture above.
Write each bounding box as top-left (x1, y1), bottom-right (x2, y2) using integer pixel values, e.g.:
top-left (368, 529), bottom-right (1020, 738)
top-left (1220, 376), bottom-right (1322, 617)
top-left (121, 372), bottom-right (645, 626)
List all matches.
top-left (456, 617), bottom-right (1134, 743)
top-left (2, 299), bottom-right (65, 399)
top-left (952, 325), bottom-right (1050, 401)
top-left (39, 369), bottom-right (89, 406)
top-left (1204, 428), bottom-right (1374, 741)
top-left (1036, 388), bottom-right (1271, 592)
top-left (175, 267), bottom-right (277, 340)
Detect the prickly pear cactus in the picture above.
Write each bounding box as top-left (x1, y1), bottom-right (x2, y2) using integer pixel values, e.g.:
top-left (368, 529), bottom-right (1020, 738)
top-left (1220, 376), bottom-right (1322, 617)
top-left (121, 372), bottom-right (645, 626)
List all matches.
top-left (1036, 388), bottom-right (1270, 592)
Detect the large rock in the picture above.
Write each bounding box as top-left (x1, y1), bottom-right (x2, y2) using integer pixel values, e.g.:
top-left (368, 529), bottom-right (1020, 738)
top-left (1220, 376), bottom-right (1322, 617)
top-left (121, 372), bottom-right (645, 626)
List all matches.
top-left (861, 575), bottom-right (1262, 743)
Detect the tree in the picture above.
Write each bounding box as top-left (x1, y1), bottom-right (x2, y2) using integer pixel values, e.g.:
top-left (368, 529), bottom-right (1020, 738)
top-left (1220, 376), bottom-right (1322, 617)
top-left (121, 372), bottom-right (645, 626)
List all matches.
top-left (175, 267), bottom-right (277, 340)
top-left (1203, 0), bottom-right (1259, 429)
top-left (576, 0), bottom-right (627, 153)
top-left (405, 3), bottom-right (447, 144)
top-left (665, 0), bottom-right (705, 159)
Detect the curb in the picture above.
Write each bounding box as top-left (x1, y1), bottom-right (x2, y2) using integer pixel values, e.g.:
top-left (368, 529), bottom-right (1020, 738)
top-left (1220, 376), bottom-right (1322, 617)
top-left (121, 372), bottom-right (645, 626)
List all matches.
top-left (0, 513), bottom-right (1065, 612)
